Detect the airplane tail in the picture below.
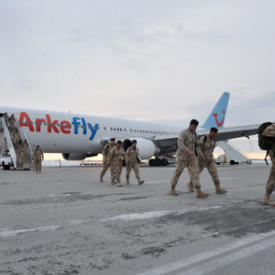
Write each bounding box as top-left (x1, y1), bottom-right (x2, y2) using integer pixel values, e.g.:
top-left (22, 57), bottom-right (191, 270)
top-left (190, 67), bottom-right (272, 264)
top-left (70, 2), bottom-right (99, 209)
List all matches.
top-left (201, 92), bottom-right (230, 129)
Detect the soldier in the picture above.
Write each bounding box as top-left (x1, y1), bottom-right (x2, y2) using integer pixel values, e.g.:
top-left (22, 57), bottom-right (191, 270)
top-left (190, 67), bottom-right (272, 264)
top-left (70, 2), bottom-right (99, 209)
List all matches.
top-left (18, 140), bottom-right (25, 169)
top-left (100, 138), bottom-right (116, 182)
top-left (11, 128), bottom-right (21, 152)
top-left (125, 140), bottom-right (145, 185)
top-left (33, 145), bottom-right (44, 173)
top-left (188, 127), bottom-right (227, 194)
top-left (109, 140), bottom-right (125, 186)
top-left (20, 139), bottom-right (30, 169)
top-left (262, 123), bottom-right (275, 206)
top-left (3, 112), bottom-right (8, 125)
top-left (7, 114), bottom-right (15, 133)
top-left (171, 119), bottom-right (209, 198)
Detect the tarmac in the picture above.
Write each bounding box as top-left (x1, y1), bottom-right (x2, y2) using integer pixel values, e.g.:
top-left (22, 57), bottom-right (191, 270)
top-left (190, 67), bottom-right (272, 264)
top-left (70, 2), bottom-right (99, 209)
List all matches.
top-left (1, 163), bottom-right (275, 275)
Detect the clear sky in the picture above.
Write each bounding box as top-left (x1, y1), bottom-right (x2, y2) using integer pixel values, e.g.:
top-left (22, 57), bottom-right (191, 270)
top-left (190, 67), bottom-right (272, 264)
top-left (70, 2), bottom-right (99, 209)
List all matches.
top-left (1, 0), bottom-right (274, 156)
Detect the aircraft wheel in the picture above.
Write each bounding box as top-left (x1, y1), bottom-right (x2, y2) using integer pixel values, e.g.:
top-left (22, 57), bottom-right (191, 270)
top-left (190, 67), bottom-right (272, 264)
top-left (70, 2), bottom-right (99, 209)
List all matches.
top-left (149, 159), bottom-right (156, 166)
top-left (161, 159), bottom-right (169, 166)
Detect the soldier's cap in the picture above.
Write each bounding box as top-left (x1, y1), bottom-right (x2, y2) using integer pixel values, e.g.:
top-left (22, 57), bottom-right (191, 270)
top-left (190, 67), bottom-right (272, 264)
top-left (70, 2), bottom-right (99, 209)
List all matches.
top-left (117, 140), bottom-right (122, 145)
top-left (132, 140), bottom-right (137, 144)
top-left (210, 127), bottom-right (218, 133)
top-left (190, 119), bottom-right (199, 126)
top-left (110, 138), bottom-right (115, 141)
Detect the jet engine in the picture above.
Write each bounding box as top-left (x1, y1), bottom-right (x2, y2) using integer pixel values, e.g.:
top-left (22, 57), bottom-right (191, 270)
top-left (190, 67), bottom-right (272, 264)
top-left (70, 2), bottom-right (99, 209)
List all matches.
top-left (123, 138), bottom-right (159, 159)
top-left (62, 153), bottom-right (94, 161)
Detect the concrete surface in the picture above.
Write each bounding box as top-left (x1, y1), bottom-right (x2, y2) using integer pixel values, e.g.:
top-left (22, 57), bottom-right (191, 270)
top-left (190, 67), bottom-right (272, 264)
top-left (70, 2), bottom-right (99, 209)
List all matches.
top-left (0, 164), bottom-right (275, 275)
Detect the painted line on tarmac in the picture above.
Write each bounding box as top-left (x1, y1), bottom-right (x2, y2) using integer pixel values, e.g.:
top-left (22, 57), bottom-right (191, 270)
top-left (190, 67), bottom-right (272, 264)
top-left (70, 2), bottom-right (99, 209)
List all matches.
top-left (0, 218), bottom-right (93, 238)
top-left (143, 180), bottom-right (170, 184)
top-left (102, 206), bottom-right (222, 222)
top-left (0, 225), bottom-right (60, 237)
top-left (139, 230), bottom-right (275, 275)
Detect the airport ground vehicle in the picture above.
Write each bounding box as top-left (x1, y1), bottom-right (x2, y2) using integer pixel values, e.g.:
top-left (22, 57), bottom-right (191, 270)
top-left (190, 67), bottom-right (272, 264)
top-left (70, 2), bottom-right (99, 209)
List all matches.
top-left (0, 149), bottom-right (13, 170)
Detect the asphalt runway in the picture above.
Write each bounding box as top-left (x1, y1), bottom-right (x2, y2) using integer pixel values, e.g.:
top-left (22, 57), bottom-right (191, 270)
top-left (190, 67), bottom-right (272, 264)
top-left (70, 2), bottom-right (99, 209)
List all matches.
top-left (1, 164), bottom-right (275, 275)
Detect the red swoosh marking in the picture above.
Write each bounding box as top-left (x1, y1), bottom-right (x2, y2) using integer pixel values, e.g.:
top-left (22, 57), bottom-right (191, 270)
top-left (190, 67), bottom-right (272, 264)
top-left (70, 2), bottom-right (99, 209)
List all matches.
top-left (213, 110), bottom-right (225, 127)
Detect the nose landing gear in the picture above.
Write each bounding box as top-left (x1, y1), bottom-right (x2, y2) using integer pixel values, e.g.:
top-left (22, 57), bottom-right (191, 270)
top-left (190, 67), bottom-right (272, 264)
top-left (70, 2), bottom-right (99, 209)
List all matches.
top-left (149, 158), bottom-right (169, 167)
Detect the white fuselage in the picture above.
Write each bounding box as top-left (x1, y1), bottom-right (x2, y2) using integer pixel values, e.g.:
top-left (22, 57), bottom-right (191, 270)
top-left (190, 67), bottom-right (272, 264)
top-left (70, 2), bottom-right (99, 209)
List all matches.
top-left (0, 106), bottom-right (181, 155)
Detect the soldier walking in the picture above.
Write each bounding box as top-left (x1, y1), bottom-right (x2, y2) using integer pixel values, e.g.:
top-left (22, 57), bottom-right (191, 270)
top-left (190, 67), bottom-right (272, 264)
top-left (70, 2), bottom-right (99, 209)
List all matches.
top-left (125, 140), bottom-right (144, 185)
top-left (33, 145), bottom-right (44, 173)
top-left (109, 141), bottom-right (125, 186)
top-left (259, 123), bottom-right (275, 206)
top-left (18, 140), bottom-right (28, 169)
top-left (188, 127), bottom-right (227, 194)
top-left (100, 138), bottom-right (116, 182)
top-left (12, 128), bottom-right (21, 153)
top-left (171, 119), bottom-right (209, 198)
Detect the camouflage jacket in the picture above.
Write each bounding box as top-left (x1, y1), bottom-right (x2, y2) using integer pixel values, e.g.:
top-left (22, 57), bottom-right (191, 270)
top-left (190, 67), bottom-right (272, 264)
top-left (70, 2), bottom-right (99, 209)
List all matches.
top-left (126, 146), bottom-right (140, 164)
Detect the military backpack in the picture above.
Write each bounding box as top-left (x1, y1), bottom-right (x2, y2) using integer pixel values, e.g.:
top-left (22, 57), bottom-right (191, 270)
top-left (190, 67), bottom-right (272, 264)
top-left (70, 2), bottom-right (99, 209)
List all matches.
top-left (258, 122), bottom-right (275, 151)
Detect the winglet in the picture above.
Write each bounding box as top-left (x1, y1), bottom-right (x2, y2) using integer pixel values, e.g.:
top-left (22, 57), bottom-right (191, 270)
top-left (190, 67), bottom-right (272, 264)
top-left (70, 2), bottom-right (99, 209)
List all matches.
top-left (201, 92), bottom-right (230, 129)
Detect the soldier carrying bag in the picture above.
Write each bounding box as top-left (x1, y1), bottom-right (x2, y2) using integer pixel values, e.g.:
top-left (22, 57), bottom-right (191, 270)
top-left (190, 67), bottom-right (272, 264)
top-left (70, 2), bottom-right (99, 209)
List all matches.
top-left (258, 122), bottom-right (275, 165)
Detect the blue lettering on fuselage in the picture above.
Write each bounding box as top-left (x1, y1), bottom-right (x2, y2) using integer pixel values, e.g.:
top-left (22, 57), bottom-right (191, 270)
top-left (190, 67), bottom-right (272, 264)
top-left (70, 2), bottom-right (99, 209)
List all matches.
top-left (72, 116), bottom-right (99, 140)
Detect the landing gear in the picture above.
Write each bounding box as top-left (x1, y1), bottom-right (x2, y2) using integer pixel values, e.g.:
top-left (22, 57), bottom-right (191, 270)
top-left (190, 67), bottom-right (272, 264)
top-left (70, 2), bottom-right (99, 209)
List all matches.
top-left (149, 158), bottom-right (169, 167)
top-left (230, 160), bottom-right (239, 165)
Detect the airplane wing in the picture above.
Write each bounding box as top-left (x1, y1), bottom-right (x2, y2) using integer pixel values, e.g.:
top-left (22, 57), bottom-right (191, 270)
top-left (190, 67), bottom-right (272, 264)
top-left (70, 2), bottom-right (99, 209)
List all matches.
top-left (212, 124), bottom-right (260, 141)
top-left (153, 124), bottom-right (260, 155)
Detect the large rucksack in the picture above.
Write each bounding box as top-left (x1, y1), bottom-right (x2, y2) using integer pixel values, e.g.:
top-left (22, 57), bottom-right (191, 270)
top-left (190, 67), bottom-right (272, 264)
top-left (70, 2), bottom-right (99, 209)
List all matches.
top-left (258, 122), bottom-right (275, 151)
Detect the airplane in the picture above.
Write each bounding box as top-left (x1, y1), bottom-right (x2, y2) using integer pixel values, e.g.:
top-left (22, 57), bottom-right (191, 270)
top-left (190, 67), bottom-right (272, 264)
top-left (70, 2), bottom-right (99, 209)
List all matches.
top-left (0, 92), bottom-right (259, 169)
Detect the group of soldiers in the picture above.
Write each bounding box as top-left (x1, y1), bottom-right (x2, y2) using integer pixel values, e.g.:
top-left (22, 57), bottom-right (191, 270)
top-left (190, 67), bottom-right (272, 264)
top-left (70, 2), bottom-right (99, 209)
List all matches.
top-left (171, 119), bottom-right (226, 198)
top-left (170, 119), bottom-right (275, 207)
top-left (100, 138), bottom-right (145, 186)
top-left (3, 113), bottom-right (43, 173)
top-left (100, 119), bottom-right (275, 207)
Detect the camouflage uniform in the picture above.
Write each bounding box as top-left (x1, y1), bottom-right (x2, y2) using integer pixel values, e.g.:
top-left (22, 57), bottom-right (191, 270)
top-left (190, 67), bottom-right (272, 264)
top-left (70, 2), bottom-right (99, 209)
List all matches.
top-left (109, 146), bottom-right (125, 185)
top-left (18, 142), bottom-right (27, 169)
top-left (7, 115), bottom-right (16, 134)
top-left (20, 141), bottom-right (30, 169)
top-left (171, 128), bottom-right (208, 197)
top-left (263, 123), bottom-right (275, 205)
top-left (126, 146), bottom-right (144, 185)
top-left (100, 143), bottom-right (115, 182)
top-left (33, 148), bottom-right (43, 173)
top-left (12, 128), bottom-right (21, 153)
top-left (266, 151), bottom-right (275, 192)
top-left (118, 154), bottom-right (124, 178)
top-left (189, 135), bottom-right (226, 194)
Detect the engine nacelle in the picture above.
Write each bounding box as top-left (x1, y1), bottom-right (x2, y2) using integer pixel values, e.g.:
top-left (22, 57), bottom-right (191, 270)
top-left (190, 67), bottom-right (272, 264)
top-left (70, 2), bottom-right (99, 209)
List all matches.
top-left (62, 153), bottom-right (91, 161)
top-left (123, 138), bottom-right (158, 159)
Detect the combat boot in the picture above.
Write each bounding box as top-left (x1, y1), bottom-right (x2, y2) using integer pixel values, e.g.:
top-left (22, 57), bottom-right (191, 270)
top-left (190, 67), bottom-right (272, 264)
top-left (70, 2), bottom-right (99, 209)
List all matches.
top-left (196, 188), bottom-right (209, 198)
top-left (216, 185), bottom-right (227, 194)
top-left (138, 180), bottom-right (144, 185)
top-left (263, 191), bottom-right (275, 206)
top-left (171, 188), bottom-right (178, 196)
top-left (100, 176), bottom-right (104, 183)
top-left (187, 183), bottom-right (194, 192)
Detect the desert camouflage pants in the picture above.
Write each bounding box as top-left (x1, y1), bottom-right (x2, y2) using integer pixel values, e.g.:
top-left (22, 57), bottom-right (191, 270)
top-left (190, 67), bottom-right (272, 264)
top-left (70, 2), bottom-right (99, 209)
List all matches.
top-left (34, 160), bottom-right (42, 173)
top-left (119, 162), bottom-right (123, 176)
top-left (171, 156), bottom-right (201, 190)
top-left (189, 159), bottom-right (220, 188)
top-left (126, 162), bottom-right (141, 183)
top-left (266, 152), bottom-right (275, 192)
top-left (100, 159), bottom-right (110, 180)
top-left (110, 162), bottom-right (122, 184)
